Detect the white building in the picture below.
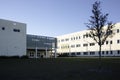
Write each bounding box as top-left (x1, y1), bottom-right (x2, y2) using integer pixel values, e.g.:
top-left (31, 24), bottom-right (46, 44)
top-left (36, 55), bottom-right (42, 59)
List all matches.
top-left (57, 23), bottom-right (120, 57)
top-left (0, 19), bottom-right (26, 57)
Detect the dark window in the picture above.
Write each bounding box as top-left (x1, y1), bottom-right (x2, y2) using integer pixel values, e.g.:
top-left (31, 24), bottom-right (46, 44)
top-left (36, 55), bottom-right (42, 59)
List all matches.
top-left (71, 45), bottom-right (75, 48)
top-left (106, 41), bottom-right (108, 45)
top-left (90, 43), bottom-right (95, 46)
top-left (117, 29), bottom-right (119, 33)
top-left (117, 40), bottom-right (120, 44)
top-left (77, 52), bottom-right (81, 55)
top-left (79, 36), bottom-right (81, 39)
top-left (71, 53), bottom-right (75, 56)
top-left (76, 44), bottom-right (81, 47)
top-left (110, 51), bottom-right (113, 54)
top-left (76, 37), bottom-right (78, 40)
top-left (90, 52), bottom-right (95, 55)
top-left (118, 50), bottom-right (120, 54)
top-left (102, 51), bottom-right (104, 55)
top-left (83, 52), bottom-right (88, 55)
top-left (2, 27), bottom-right (5, 30)
top-left (106, 51), bottom-right (109, 54)
top-left (110, 41), bottom-right (112, 44)
top-left (83, 44), bottom-right (88, 47)
top-left (13, 29), bottom-right (20, 32)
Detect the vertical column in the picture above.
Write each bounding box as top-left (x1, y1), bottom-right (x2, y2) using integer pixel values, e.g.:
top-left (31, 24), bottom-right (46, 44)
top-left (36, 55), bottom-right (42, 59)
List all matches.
top-left (35, 47), bottom-right (37, 58)
top-left (45, 47), bottom-right (48, 58)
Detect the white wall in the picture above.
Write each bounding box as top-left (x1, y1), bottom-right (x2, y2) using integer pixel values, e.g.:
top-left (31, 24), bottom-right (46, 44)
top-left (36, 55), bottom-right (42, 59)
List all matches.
top-left (0, 19), bottom-right (26, 56)
top-left (57, 23), bottom-right (120, 56)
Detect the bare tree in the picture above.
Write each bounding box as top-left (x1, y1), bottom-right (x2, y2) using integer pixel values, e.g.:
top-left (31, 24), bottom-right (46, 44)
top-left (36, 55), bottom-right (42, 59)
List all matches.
top-left (86, 1), bottom-right (115, 70)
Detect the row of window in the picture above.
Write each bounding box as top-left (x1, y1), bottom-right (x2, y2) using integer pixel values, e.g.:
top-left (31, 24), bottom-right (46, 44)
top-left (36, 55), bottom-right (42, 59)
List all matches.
top-left (65, 50), bottom-right (120, 56)
top-left (59, 40), bottom-right (120, 49)
top-left (59, 29), bottom-right (120, 43)
top-left (1, 27), bottom-right (20, 32)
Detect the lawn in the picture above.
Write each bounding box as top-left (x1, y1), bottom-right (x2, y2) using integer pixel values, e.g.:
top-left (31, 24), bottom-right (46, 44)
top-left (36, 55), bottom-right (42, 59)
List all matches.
top-left (0, 57), bottom-right (120, 80)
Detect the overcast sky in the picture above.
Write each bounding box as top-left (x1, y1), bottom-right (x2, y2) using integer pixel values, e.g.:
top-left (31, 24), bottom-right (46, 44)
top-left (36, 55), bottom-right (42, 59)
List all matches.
top-left (0, 0), bottom-right (120, 37)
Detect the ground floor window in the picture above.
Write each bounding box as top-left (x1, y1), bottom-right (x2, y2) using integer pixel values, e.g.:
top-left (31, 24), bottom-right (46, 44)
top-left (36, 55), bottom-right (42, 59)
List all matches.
top-left (90, 52), bottom-right (95, 55)
top-left (118, 50), bottom-right (120, 54)
top-left (77, 52), bottom-right (81, 55)
top-left (83, 52), bottom-right (88, 55)
top-left (30, 52), bottom-right (34, 57)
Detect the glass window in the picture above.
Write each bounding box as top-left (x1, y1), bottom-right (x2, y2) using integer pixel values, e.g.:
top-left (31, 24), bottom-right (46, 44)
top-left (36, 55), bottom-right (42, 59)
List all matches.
top-left (110, 41), bottom-right (112, 44)
top-left (90, 52), bottom-right (95, 55)
top-left (77, 52), bottom-right (81, 55)
top-left (83, 52), bottom-right (88, 55)
top-left (117, 40), bottom-right (120, 44)
top-left (117, 29), bottom-right (119, 33)
top-left (90, 43), bottom-right (95, 46)
top-left (110, 51), bottom-right (113, 54)
top-left (102, 51), bottom-right (104, 55)
top-left (106, 51), bottom-right (109, 54)
top-left (106, 41), bottom-right (108, 45)
top-left (2, 27), bottom-right (5, 30)
top-left (118, 50), bottom-right (120, 54)
top-left (13, 29), bottom-right (20, 32)
top-left (76, 44), bottom-right (81, 47)
top-left (83, 44), bottom-right (88, 47)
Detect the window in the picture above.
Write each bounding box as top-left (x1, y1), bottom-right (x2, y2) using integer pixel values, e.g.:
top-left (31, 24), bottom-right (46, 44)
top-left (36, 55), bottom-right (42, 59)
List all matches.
top-left (118, 50), bottom-right (120, 54)
top-left (76, 44), bottom-right (81, 47)
top-left (71, 53), bottom-right (75, 56)
top-left (90, 43), bottom-right (95, 46)
top-left (90, 52), bottom-right (95, 55)
top-left (106, 51), bottom-right (109, 55)
top-left (76, 37), bottom-right (78, 40)
top-left (65, 38), bottom-right (69, 41)
top-left (77, 52), bottom-right (81, 55)
top-left (106, 41), bottom-right (108, 45)
top-left (2, 27), bottom-right (5, 30)
top-left (117, 29), bottom-right (119, 33)
top-left (117, 40), bottom-right (120, 44)
top-left (110, 51), bottom-right (113, 54)
top-left (110, 41), bottom-right (112, 44)
top-left (61, 39), bottom-right (64, 42)
top-left (71, 45), bottom-right (75, 48)
top-left (102, 51), bottom-right (104, 55)
top-left (79, 36), bottom-right (81, 39)
top-left (30, 52), bottom-right (34, 57)
top-left (83, 52), bottom-right (88, 55)
top-left (13, 29), bottom-right (20, 32)
top-left (83, 44), bottom-right (88, 47)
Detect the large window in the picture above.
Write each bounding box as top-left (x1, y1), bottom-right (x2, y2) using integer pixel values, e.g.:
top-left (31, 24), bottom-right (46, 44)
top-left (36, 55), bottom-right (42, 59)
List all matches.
top-left (76, 44), bottom-right (81, 47)
top-left (83, 44), bottom-right (88, 47)
top-left (83, 52), bottom-right (88, 55)
top-left (90, 52), bottom-right (95, 55)
top-left (77, 52), bottom-right (81, 55)
top-left (2, 27), bottom-right (5, 30)
top-left (117, 40), bottom-right (120, 44)
top-left (13, 29), bottom-right (20, 32)
top-left (90, 43), bottom-right (95, 46)
top-left (117, 29), bottom-right (119, 33)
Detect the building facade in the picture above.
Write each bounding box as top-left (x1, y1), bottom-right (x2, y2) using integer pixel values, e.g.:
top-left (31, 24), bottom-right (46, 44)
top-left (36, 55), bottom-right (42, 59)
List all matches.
top-left (0, 19), bottom-right (26, 56)
top-left (57, 23), bottom-right (120, 57)
top-left (27, 34), bottom-right (57, 58)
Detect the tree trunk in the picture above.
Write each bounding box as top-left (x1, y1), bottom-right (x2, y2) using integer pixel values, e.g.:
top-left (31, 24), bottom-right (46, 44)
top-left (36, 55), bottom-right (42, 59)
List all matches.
top-left (98, 44), bottom-right (102, 71)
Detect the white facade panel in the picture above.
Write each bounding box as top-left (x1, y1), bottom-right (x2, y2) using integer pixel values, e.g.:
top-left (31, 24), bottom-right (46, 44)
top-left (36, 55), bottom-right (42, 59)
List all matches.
top-left (57, 23), bottom-right (120, 57)
top-left (0, 19), bottom-right (26, 56)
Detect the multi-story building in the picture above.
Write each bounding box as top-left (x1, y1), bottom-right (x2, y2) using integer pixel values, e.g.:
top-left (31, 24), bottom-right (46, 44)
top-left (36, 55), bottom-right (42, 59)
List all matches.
top-left (27, 34), bottom-right (57, 58)
top-left (0, 19), bottom-right (26, 56)
top-left (0, 19), bottom-right (57, 58)
top-left (57, 23), bottom-right (120, 57)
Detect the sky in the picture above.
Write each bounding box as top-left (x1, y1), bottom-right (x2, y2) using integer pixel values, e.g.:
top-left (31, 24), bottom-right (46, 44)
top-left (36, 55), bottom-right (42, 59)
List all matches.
top-left (0, 0), bottom-right (120, 37)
